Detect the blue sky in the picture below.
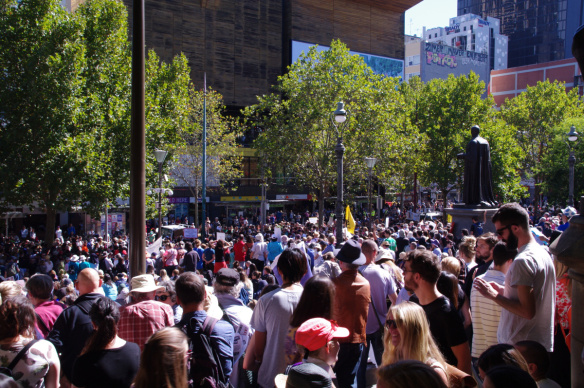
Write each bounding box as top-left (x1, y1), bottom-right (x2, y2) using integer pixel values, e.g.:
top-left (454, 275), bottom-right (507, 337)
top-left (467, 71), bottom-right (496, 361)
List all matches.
top-left (404, 0), bottom-right (458, 37)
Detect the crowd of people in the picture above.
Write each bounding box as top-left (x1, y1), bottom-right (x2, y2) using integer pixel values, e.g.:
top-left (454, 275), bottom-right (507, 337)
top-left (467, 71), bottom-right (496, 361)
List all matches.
top-left (0, 202), bottom-right (576, 388)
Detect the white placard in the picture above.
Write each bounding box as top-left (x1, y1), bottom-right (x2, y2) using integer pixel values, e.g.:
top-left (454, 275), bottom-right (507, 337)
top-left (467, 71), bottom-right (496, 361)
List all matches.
top-left (308, 217), bottom-right (317, 224)
top-left (274, 226), bottom-right (282, 240)
top-left (184, 228), bottom-right (198, 239)
top-left (216, 232), bottom-right (226, 241)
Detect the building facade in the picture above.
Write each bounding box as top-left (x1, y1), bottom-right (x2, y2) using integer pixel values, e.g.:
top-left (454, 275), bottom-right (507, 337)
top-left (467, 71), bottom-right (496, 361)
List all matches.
top-left (424, 14), bottom-right (508, 71)
top-left (458, 0), bottom-right (584, 67)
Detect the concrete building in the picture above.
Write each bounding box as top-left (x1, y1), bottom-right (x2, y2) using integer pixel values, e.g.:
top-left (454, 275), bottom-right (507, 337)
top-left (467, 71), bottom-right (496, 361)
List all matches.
top-left (489, 57), bottom-right (582, 106)
top-left (405, 35), bottom-right (422, 81)
top-left (424, 14), bottom-right (508, 71)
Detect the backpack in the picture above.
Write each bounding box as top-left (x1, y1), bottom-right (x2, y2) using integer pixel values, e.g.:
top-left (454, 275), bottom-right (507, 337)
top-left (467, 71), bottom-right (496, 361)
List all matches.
top-left (181, 315), bottom-right (231, 388)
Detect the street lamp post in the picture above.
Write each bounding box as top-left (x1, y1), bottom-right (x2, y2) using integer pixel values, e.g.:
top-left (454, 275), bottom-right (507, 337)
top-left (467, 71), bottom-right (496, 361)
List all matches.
top-left (566, 126), bottom-right (579, 207)
top-left (331, 101), bottom-right (350, 247)
top-left (154, 149), bottom-right (168, 238)
top-left (365, 157), bottom-right (377, 230)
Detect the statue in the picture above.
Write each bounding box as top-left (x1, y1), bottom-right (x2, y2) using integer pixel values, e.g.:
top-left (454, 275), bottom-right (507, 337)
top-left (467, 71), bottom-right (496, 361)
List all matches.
top-left (457, 125), bottom-right (497, 207)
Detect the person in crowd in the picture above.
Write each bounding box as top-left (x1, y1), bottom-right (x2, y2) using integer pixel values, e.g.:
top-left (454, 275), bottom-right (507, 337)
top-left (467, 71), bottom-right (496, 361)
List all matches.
top-left (117, 274), bottom-right (174, 351)
top-left (182, 242), bottom-right (199, 272)
top-left (313, 252), bottom-right (342, 280)
top-left (175, 272), bottom-right (234, 384)
top-left (163, 242), bottom-right (178, 274)
top-left (457, 236), bottom-right (478, 286)
top-left (132, 327), bottom-right (190, 388)
top-left (464, 232), bottom-right (498, 297)
top-left (477, 343), bottom-right (530, 381)
top-left (244, 248), bottom-right (307, 388)
top-left (471, 242), bottom-right (515, 367)
top-left (276, 318), bottom-right (349, 388)
top-left (515, 340), bottom-right (562, 388)
top-left (0, 295), bottom-right (60, 388)
top-left (483, 365), bottom-right (537, 388)
top-left (102, 274), bottom-right (118, 301)
top-left (285, 275), bottom-right (336, 365)
top-left (404, 249), bottom-right (472, 374)
top-left (474, 203), bottom-right (556, 352)
top-left (331, 239), bottom-right (370, 388)
top-left (213, 268), bottom-right (254, 387)
top-left (25, 274), bottom-right (65, 338)
top-left (267, 235), bottom-right (284, 265)
top-left (357, 240), bottom-right (398, 388)
top-left (156, 280), bottom-right (182, 324)
top-left (251, 270), bottom-right (268, 299)
top-left (0, 281), bottom-right (23, 302)
top-left (71, 296), bottom-right (140, 388)
top-left (380, 301), bottom-right (449, 385)
top-left (214, 239), bottom-right (229, 273)
top-left (47, 268), bottom-right (103, 384)
top-left (376, 360), bottom-right (448, 388)
top-left (251, 233), bottom-right (268, 272)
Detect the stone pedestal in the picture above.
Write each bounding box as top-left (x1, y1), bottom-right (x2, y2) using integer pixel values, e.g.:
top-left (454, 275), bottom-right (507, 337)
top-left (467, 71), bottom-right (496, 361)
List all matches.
top-left (445, 207), bottom-right (499, 239)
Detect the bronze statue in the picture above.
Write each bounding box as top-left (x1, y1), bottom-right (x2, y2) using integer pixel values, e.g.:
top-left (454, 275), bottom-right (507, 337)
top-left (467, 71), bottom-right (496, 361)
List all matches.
top-left (457, 125), bottom-right (497, 207)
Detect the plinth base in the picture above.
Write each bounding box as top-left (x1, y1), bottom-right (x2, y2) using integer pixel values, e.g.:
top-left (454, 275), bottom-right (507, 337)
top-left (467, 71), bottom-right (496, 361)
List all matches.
top-left (445, 207), bottom-right (498, 239)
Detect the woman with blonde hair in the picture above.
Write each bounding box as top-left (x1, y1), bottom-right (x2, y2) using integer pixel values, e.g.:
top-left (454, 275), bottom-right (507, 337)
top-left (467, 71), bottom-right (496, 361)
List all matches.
top-left (381, 301), bottom-right (449, 385)
top-left (132, 327), bottom-right (189, 388)
top-left (457, 236), bottom-right (477, 284)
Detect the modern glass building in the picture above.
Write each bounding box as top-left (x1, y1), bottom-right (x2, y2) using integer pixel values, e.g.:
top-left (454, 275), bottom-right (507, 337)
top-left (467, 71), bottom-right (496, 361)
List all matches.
top-left (458, 0), bottom-right (584, 67)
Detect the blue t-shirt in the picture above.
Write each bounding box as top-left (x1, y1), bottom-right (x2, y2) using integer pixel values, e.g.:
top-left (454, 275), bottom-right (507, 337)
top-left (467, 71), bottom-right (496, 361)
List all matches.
top-left (203, 248), bottom-right (215, 263)
top-left (195, 247), bottom-right (205, 269)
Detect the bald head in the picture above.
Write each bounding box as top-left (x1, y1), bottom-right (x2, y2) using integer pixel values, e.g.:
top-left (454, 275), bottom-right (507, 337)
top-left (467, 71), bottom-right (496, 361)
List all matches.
top-left (361, 239), bottom-right (378, 264)
top-left (76, 268), bottom-right (102, 295)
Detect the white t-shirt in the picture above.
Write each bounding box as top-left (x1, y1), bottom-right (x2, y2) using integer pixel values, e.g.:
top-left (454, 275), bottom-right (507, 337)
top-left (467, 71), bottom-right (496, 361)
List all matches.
top-left (497, 242), bottom-right (555, 351)
top-left (250, 287), bottom-right (302, 388)
top-left (251, 242), bottom-right (267, 261)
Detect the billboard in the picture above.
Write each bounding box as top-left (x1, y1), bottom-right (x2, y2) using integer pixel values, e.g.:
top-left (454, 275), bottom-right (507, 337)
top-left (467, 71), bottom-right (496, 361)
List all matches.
top-left (420, 42), bottom-right (490, 91)
top-left (291, 41), bottom-right (404, 79)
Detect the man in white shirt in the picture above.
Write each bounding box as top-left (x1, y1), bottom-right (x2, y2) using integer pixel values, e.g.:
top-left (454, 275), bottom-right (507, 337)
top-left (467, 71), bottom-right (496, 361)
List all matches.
top-left (470, 241), bottom-right (514, 364)
top-left (475, 203), bottom-right (556, 351)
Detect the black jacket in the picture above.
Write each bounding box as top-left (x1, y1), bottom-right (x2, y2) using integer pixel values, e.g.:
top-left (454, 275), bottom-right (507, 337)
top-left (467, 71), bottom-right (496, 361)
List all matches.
top-left (47, 292), bottom-right (102, 379)
top-left (183, 249), bottom-right (199, 272)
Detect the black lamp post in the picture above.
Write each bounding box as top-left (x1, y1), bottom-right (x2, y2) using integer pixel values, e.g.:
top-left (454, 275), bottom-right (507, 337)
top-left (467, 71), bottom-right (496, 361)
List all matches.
top-left (365, 157), bottom-right (377, 230)
top-left (331, 101), bottom-right (349, 247)
top-left (153, 149), bottom-right (168, 238)
top-left (567, 126), bottom-right (579, 207)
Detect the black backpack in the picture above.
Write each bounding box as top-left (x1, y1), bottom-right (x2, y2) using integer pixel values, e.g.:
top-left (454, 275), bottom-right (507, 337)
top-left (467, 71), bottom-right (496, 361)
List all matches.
top-left (180, 315), bottom-right (231, 388)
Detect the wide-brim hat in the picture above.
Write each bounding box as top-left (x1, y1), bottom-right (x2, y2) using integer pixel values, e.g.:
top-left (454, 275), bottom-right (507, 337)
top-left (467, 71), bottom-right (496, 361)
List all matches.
top-left (375, 248), bottom-right (395, 262)
top-left (70, 255), bottom-right (79, 262)
top-left (130, 274), bottom-right (164, 293)
top-left (334, 239), bottom-right (366, 265)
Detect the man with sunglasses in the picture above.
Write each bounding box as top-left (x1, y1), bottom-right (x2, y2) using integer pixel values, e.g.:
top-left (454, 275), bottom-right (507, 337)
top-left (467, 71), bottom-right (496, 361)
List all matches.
top-left (474, 203), bottom-right (555, 352)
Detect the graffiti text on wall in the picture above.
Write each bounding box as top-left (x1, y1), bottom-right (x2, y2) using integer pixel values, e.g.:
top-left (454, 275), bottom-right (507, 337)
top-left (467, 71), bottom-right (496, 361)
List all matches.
top-left (424, 43), bottom-right (487, 68)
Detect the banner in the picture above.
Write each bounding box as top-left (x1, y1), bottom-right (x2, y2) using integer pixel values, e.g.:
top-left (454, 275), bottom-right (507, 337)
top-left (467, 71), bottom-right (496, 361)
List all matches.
top-left (147, 237), bottom-right (162, 256)
top-left (345, 205), bottom-right (356, 234)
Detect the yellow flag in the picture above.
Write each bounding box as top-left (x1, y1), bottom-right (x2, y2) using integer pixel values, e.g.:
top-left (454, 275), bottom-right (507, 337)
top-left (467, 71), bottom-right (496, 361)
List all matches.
top-left (345, 205), bottom-right (356, 234)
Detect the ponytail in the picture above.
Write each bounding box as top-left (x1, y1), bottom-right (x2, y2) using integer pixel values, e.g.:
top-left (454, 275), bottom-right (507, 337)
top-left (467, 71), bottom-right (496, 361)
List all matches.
top-left (81, 296), bottom-right (120, 354)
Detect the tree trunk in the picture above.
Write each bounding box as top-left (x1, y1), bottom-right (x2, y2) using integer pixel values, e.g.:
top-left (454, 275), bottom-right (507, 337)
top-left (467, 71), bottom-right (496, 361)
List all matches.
top-left (318, 186), bottom-right (325, 232)
top-left (45, 207), bottom-right (56, 245)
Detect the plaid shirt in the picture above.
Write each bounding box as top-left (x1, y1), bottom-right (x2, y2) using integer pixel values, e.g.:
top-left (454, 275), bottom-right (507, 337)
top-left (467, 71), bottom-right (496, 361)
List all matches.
top-left (118, 300), bottom-right (174, 351)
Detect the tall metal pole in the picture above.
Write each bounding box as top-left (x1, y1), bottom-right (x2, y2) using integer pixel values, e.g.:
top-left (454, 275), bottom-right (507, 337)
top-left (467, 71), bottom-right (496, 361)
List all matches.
top-left (569, 149), bottom-right (576, 207)
top-left (368, 166), bottom-right (372, 229)
top-left (157, 162), bottom-right (163, 238)
top-left (105, 200), bottom-right (108, 241)
top-left (129, 0), bottom-right (146, 275)
top-left (201, 73), bottom-right (207, 238)
top-left (335, 137), bottom-right (345, 246)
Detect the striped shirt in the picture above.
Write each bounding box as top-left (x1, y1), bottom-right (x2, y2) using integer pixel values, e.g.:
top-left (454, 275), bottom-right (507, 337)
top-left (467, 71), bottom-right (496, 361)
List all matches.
top-left (470, 268), bottom-right (506, 358)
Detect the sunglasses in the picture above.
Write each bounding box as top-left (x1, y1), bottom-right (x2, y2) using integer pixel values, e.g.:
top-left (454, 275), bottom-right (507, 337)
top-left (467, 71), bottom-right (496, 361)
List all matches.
top-left (385, 319), bottom-right (397, 329)
top-left (496, 224), bottom-right (517, 236)
top-left (156, 294), bottom-right (170, 301)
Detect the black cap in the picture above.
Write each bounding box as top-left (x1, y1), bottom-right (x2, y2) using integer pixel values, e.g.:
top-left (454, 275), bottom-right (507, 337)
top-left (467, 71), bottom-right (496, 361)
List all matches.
top-left (215, 268), bottom-right (240, 287)
top-left (285, 363), bottom-right (332, 388)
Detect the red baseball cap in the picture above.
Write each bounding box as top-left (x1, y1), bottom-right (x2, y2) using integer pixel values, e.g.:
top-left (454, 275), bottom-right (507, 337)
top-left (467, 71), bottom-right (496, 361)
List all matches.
top-left (295, 318), bottom-right (350, 351)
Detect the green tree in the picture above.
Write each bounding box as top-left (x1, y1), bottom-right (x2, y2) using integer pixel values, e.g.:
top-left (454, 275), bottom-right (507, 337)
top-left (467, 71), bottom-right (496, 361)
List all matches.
top-left (539, 118), bottom-right (584, 205)
top-left (409, 72), bottom-right (524, 206)
top-left (501, 80), bottom-right (582, 211)
top-left (245, 40), bottom-right (404, 227)
top-left (171, 86), bottom-right (242, 228)
top-left (0, 0), bottom-right (87, 240)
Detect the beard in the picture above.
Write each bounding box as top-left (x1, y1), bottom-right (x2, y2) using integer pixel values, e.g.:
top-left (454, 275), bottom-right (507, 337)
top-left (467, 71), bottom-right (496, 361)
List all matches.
top-left (505, 230), bottom-right (519, 250)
